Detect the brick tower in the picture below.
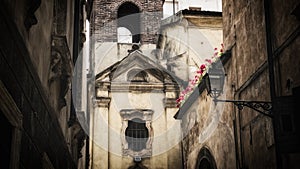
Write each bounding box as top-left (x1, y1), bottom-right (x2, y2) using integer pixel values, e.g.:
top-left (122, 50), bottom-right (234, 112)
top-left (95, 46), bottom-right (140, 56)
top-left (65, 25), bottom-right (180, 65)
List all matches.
top-left (90, 0), bottom-right (164, 44)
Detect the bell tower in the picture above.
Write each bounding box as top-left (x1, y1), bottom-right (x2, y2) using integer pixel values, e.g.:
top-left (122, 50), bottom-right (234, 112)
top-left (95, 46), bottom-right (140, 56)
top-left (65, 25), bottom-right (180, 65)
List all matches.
top-left (90, 0), bottom-right (164, 44)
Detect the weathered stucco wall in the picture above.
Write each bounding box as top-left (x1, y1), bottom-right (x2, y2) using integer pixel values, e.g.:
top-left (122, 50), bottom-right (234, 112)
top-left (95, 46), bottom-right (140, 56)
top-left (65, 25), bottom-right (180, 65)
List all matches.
top-left (222, 0), bottom-right (300, 168)
top-left (180, 89), bottom-right (236, 169)
top-left (157, 11), bottom-right (223, 81)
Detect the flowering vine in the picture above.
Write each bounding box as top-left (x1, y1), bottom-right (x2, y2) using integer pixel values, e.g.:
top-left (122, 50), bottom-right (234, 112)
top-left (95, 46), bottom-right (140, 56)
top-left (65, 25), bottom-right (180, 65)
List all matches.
top-left (176, 44), bottom-right (225, 108)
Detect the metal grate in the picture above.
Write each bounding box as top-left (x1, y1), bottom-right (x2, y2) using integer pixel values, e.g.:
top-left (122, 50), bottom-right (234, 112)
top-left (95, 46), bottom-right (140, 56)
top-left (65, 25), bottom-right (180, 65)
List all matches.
top-left (125, 118), bottom-right (149, 151)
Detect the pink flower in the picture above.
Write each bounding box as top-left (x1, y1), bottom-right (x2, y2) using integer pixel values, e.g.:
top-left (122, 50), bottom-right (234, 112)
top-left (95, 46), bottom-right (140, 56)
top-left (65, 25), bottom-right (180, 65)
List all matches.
top-left (200, 64), bottom-right (206, 70)
top-left (197, 69), bottom-right (203, 74)
top-left (177, 43), bottom-right (224, 108)
top-left (205, 59), bottom-right (212, 64)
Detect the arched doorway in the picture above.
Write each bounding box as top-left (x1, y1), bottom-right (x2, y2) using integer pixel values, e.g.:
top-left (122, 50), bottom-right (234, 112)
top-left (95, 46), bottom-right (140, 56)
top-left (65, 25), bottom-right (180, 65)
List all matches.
top-left (117, 2), bottom-right (140, 43)
top-left (196, 147), bottom-right (217, 169)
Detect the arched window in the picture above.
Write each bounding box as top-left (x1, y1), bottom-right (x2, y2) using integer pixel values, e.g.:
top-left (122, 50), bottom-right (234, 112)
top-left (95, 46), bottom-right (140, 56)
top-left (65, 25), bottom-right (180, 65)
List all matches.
top-left (118, 27), bottom-right (132, 43)
top-left (195, 147), bottom-right (217, 169)
top-left (117, 2), bottom-right (140, 43)
top-left (127, 69), bottom-right (148, 82)
top-left (125, 118), bottom-right (149, 151)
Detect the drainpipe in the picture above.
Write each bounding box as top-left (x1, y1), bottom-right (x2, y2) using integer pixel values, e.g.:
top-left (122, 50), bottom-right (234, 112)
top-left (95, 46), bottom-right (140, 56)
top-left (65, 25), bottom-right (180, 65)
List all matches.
top-left (232, 113), bottom-right (240, 169)
top-left (173, 0), bottom-right (175, 15)
top-left (264, 0), bottom-right (282, 168)
top-left (180, 121), bottom-right (186, 169)
top-left (73, 0), bottom-right (80, 65)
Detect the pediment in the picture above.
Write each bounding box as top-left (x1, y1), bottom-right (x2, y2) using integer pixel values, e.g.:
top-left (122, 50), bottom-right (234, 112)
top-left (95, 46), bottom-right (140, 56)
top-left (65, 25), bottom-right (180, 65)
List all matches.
top-left (96, 51), bottom-right (182, 84)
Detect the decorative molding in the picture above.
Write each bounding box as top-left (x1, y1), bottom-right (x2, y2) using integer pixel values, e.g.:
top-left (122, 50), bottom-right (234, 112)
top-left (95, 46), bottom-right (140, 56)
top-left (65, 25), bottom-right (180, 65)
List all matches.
top-left (52, 0), bottom-right (67, 35)
top-left (49, 35), bottom-right (73, 110)
top-left (164, 83), bottom-right (180, 92)
top-left (69, 111), bottom-right (87, 161)
top-left (163, 98), bottom-right (178, 108)
top-left (121, 121), bottom-right (129, 149)
top-left (72, 120), bottom-right (86, 159)
top-left (96, 81), bottom-right (110, 90)
top-left (24, 0), bottom-right (41, 30)
top-left (145, 121), bottom-right (153, 149)
top-left (120, 109), bottom-right (154, 158)
top-left (110, 82), bottom-right (164, 92)
top-left (120, 109), bottom-right (154, 121)
top-left (94, 97), bottom-right (111, 108)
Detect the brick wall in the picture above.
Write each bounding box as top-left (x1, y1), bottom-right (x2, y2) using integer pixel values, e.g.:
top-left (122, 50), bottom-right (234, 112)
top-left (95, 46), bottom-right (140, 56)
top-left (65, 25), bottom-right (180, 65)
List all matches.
top-left (91, 0), bottom-right (163, 44)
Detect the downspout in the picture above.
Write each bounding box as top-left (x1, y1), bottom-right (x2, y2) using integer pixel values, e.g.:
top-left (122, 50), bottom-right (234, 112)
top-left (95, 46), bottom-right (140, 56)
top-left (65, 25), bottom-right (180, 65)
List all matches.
top-left (180, 121), bottom-right (186, 169)
top-left (73, 0), bottom-right (80, 65)
top-left (264, 0), bottom-right (282, 168)
top-left (232, 108), bottom-right (240, 169)
top-left (173, 0), bottom-right (175, 15)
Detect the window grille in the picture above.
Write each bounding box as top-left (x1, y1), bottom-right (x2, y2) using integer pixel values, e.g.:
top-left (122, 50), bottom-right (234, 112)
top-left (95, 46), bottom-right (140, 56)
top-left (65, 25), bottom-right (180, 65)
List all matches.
top-left (125, 118), bottom-right (149, 151)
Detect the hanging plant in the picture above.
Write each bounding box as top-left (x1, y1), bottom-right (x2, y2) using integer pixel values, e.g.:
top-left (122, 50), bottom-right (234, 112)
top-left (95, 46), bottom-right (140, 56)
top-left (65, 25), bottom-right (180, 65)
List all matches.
top-left (176, 44), bottom-right (225, 108)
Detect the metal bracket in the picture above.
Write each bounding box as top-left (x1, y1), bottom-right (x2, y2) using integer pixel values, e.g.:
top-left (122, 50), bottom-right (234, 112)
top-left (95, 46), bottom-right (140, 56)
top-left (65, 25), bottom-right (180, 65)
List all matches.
top-left (214, 99), bottom-right (273, 118)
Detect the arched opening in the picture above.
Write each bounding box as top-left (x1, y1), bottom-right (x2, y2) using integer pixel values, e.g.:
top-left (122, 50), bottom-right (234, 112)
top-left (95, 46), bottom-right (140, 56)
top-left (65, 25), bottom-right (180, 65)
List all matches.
top-left (117, 2), bottom-right (140, 43)
top-left (198, 158), bottom-right (213, 169)
top-left (127, 69), bottom-right (148, 82)
top-left (196, 147), bottom-right (217, 169)
top-left (118, 27), bottom-right (132, 43)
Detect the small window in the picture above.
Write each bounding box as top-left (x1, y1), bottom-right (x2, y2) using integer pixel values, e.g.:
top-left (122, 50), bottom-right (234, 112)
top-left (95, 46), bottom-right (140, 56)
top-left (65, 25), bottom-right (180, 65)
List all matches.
top-left (120, 109), bottom-right (153, 158)
top-left (118, 27), bottom-right (132, 43)
top-left (125, 118), bottom-right (149, 151)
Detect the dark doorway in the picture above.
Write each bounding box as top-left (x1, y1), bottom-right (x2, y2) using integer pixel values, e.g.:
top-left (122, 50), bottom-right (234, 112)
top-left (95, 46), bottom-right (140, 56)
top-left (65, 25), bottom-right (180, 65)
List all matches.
top-left (196, 147), bottom-right (217, 169)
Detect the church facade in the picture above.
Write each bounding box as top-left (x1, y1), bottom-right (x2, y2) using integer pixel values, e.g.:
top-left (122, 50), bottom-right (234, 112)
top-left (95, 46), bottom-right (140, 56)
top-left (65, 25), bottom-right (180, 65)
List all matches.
top-left (90, 50), bottom-right (182, 168)
top-left (88, 0), bottom-right (223, 168)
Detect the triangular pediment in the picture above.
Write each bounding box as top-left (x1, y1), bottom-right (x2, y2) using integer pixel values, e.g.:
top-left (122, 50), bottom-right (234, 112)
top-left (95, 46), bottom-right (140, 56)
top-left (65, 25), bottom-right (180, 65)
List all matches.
top-left (95, 51), bottom-right (184, 84)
